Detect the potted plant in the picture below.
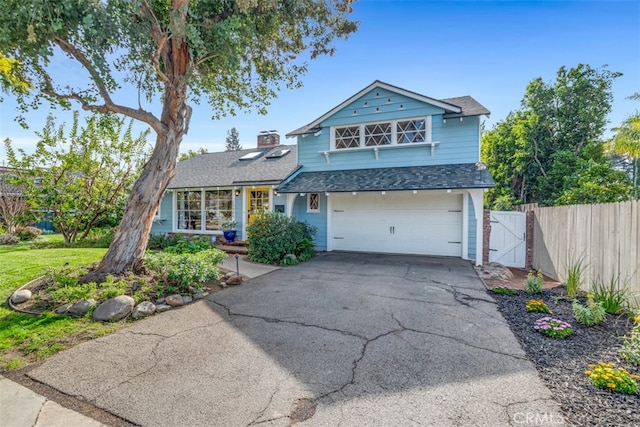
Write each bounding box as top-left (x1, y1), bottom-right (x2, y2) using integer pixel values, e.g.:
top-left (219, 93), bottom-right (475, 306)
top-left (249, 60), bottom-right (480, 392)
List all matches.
top-left (221, 220), bottom-right (237, 243)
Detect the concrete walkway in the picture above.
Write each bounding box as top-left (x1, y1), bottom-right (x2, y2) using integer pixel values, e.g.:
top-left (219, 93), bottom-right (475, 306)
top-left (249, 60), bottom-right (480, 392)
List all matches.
top-left (0, 376), bottom-right (106, 427)
top-left (22, 253), bottom-right (564, 426)
top-left (219, 253), bottom-right (279, 278)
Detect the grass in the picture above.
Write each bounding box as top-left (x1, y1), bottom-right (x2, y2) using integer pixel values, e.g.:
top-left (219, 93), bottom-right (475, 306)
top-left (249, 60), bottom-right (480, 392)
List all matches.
top-left (0, 235), bottom-right (122, 371)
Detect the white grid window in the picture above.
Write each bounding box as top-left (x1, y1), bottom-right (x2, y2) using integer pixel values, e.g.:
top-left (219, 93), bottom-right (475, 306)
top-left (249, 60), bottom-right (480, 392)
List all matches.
top-left (364, 123), bottom-right (392, 146)
top-left (397, 119), bottom-right (427, 144)
top-left (307, 193), bottom-right (320, 213)
top-left (335, 126), bottom-right (360, 149)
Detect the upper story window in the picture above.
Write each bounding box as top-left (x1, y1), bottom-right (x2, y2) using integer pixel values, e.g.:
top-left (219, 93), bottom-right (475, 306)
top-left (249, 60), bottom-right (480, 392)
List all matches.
top-left (335, 126), bottom-right (360, 149)
top-left (331, 116), bottom-right (431, 150)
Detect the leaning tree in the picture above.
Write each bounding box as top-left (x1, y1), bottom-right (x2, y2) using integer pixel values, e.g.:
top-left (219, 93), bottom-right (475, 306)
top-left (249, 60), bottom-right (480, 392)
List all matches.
top-left (0, 0), bottom-right (357, 278)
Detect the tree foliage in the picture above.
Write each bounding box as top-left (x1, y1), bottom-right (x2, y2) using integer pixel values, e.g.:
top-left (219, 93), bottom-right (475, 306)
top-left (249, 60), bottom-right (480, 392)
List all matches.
top-left (482, 64), bottom-right (633, 208)
top-left (0, 166), bottom-right (31, 234)
top-left (0, 0), bottom-right (357, 276)
top-left (178, 147), bottom-right (207, 161)
top-left (608, 92), bottom-right (640, 197)
top-left (225, 127), bottom-right (242, 151)
top-left (4, 112), bottom-right (149, 243)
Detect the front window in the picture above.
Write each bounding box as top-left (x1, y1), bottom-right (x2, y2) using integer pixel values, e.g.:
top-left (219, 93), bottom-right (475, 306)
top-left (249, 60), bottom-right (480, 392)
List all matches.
top-left (176, 188), bottom-right (233, 232)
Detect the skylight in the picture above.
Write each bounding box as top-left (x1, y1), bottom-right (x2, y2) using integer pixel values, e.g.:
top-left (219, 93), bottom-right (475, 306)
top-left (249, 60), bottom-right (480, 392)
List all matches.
top-left (266, 149), bottom-right (291, 159)
top-left (239, 151), bottom-right (264, 160)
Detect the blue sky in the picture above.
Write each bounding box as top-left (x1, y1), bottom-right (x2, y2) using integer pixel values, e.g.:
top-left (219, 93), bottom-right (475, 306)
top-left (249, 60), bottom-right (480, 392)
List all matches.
top-left (1, 0), bottom-right (638, 159)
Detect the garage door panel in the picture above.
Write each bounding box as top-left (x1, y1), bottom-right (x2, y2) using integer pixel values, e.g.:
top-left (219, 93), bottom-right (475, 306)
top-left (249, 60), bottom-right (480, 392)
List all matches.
top-left (330, 192), bottom-right (462, 256)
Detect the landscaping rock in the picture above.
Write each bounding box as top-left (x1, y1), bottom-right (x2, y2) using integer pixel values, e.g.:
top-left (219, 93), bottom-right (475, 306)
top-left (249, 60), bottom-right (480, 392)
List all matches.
top-left (156, 304), bottom-right (171, 313)
top-left (132, 301), bottom-right (156, 319)
top-left (226, 275), bottom-right (243, 286)
top-left (68, 298), bottom-right (97, 317)
top-left (156, 297), bottom-right (165, 304)
top-left (193, 291), bottom-right (204, 300)
top-left (224, 271), bottom-right (236, 279)
top-left (284, 253), bottom-right (297, 262)
top-left (55, 304), bottom-right (72, 315)
top-left (92, 295), bottom-right (135, 321)
top-left (165, 294), bottom-right (184, 307)
top-left (220, 282), bottom-right (228, 288)
top-left (182, 296), bottom-right (193, 305)
top-left (479, 262), bottom-right (514, 280)
top-left (11, 289), bottom-right (32, 304)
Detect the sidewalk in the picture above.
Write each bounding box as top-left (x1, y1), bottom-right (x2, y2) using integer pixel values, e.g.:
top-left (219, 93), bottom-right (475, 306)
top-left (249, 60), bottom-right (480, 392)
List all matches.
top-left (0, 376), bottom-right (106, 427)
top-left (0, 255), bottom-right (278, 427)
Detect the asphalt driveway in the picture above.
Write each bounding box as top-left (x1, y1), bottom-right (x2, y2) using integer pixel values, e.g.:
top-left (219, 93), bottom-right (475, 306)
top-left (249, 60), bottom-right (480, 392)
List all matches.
top-left (28, 253), bottom-right (563, 426)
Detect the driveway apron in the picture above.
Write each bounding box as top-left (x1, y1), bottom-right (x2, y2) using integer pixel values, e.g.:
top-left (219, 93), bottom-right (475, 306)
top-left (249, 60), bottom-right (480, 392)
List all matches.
top-left (28, 253), bottom-right (563, 426)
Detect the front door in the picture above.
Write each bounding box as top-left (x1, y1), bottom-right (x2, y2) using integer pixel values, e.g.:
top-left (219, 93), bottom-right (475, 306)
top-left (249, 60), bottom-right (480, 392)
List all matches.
top-left (247, 187), bottom-right (270, 225)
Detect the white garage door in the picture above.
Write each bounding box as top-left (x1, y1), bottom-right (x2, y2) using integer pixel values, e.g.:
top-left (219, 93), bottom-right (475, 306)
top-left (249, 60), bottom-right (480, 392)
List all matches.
top-left (330, 192), bottom-right (463, 256)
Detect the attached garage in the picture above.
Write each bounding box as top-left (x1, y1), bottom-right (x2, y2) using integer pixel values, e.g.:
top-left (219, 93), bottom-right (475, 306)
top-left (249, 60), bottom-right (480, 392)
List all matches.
top-left (277, 163), bottom-right (493, 265)
top-left (330, 192), bottom-right (463, 256)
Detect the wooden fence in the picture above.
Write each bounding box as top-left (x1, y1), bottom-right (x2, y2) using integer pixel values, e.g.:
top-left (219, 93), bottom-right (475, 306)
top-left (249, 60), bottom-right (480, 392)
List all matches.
top-left (532, 200), bottom-right (640, 296)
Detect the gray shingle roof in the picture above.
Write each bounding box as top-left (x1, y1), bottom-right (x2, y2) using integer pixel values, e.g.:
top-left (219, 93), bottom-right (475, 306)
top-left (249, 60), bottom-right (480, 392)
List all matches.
top-left (441, 96), bottom-right (490, 118)
top-left (277, 163), bottom-right (495, 193)
top-left (168, 145), bottom-right (299, 189)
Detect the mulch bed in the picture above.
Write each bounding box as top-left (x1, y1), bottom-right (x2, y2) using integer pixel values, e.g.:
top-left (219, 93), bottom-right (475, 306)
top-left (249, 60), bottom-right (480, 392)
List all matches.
top-left (494, 287), bottom-right (640, 427)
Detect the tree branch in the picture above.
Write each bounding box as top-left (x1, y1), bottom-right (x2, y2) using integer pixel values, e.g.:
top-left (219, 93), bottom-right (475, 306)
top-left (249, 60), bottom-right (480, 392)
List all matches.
top-left (140, 0), bottom-right (171, 83)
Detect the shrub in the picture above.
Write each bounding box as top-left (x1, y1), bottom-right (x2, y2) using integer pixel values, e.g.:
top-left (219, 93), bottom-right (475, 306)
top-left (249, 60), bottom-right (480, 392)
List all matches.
top-left (585, 361), bottom-right (639, 395)
top-left (533, 317), bottom-right (573, 339)
top-left (145, 248), bottom-right (226, 290)
top-left (524, 271), bottom-right (543, 294)
top-left (148, 233), bottom-right (169, 250)
top-left (492, 287), bottom-right (517, 295)
top-left (526, 299), bottom-right (552, 314)
top-left (164, 236), bottom-right (213, 254)
top-left (591, 273), bottom-right (630, 314)
top-left (247, 212), bottom-right (317, 265)
top-left (15, 226), bottom-right (42, 241)
top-left (620, 325), bottom-right (640, 366)
top-left (78, 227), bottom-right (115, 248)
top-left (0, 233), bottom-right (20, 245)
top-left (566, 256), bottom-right (586, 298)
top-left (572, 294), bottom-right (606, 326)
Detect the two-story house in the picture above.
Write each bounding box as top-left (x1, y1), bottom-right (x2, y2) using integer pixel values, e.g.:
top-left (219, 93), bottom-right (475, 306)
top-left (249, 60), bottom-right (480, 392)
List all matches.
top-left (151, 81), bottom-right (494, 265)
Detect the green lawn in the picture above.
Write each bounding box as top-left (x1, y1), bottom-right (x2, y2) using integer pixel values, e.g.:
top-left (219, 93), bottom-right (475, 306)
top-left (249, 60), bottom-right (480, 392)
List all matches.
top-left (0, 236), bottom-right (122, 370)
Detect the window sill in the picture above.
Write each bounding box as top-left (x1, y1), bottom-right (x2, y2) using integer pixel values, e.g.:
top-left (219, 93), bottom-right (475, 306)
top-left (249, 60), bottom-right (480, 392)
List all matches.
top-left (318, 141), bottom-right (439, 163)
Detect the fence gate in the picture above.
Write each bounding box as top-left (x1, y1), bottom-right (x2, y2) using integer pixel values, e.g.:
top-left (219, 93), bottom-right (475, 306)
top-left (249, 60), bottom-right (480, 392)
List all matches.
top-left (489, 211), bottom-right (526, 268)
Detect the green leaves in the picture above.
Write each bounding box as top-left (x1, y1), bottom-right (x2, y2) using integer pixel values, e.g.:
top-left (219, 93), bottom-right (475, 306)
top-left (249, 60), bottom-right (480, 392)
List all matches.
top-left (482, 64), bottom-right (633, 208)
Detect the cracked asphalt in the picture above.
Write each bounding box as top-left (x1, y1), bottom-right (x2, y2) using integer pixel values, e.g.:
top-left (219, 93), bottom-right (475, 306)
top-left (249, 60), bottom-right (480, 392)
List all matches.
top-left (28, 253), bottom-right (564, 426)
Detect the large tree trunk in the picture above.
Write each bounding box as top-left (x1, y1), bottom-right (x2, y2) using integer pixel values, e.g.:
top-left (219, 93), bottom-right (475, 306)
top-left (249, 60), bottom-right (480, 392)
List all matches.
top-left (86, 91), bottom-right (189, 280)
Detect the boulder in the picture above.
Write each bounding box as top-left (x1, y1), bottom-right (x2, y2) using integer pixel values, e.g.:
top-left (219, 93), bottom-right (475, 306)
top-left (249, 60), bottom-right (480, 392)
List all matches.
top-left (55, 304), bottom-right (72, 315)
top-left (156, 304), bottom-right (172, 313)
top-left (92, 295), bottom-right (135, 321)
top-left (11, 289), bottom-right (32, 304)
top-left (68, 299), bottom-right (97, 317)
top-left (132, 301), bottom-right (156, 319)
top-left (165, 294), bottom-right (184, 307)
top-left (226, 275), bottom-right (243, 286)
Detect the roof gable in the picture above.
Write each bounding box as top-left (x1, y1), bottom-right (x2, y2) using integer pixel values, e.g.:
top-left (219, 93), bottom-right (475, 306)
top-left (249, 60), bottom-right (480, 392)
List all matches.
top-left (287, 80), bottom-right (489, 137)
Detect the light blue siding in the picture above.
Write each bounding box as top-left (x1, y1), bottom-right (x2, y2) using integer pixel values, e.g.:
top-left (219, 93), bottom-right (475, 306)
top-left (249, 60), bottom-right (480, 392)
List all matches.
top-left (467, 194), bottom-right (477, 260)
top-left (233, 191), bottom-right (244, 240)
top-left (150, 192), bottom-right (173, 235)
top-left (291, 193), bottom-right (328, 251)
top-left (296, 88), bottom-right (480, 172)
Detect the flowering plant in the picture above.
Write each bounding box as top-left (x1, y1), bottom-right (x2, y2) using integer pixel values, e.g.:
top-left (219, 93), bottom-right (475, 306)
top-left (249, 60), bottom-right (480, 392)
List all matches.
top-left (525, 271), bottom-right (543, 294)
top-left (572, 293), bottom-right (606, 326)
top-left (585, 361), bottom-right (639, 395)
top-left (533, 316), bottom-right (573, 339)
top-left (526, 299), bottom-right (552, 314)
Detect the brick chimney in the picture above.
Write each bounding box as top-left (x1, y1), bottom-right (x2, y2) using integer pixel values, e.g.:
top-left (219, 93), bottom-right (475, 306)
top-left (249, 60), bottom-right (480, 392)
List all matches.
top-left (257, 130), bottom-right (280, 148)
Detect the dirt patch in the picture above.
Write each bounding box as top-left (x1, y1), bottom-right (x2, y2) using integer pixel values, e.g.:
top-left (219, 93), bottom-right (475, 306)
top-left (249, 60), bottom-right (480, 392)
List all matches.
top-left (479, 266), bottom-right (562, 291)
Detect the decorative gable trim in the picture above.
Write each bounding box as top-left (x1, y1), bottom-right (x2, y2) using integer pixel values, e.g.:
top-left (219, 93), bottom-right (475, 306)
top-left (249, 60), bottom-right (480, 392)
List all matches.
top-left (286, 80), bottom-right (462, 137)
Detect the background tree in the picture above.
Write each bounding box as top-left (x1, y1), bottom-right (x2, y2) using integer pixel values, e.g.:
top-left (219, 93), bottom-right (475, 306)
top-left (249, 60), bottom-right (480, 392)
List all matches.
top-left (5, 112), bottom-right (149, 243)
top-left (178, 147), bottom-right (207, 161)
top-left (608, 93), bottom-right (640, 198)
top-left (225, 127), bottom-right (242, 151)
top-left (0, 0), bottom-right (357, 277)
top-left (482, 64), bottom-right (633, 208)
top-left (0, 165), bottom-right (30, 234)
